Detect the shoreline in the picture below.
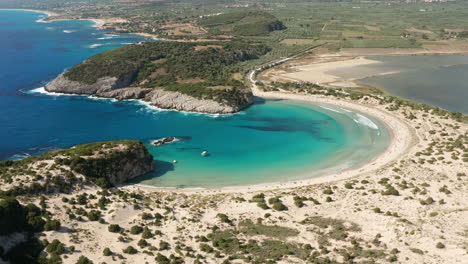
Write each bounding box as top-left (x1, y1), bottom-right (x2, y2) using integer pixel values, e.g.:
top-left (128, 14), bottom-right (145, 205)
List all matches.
top-left (0, 8), bottom-right (59, 17)
top-left (29, 86), bottom-right (403, 193)
top-left (261, 51), bottom-right (468, 86)
top-left (0, 8), bottom-right (111, 30)
top-left (130, 91), bottom-right (416, 194)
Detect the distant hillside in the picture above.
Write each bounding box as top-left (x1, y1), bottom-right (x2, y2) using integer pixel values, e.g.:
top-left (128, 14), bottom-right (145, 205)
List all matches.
top-left (199, 11), bottom-right (286, 36)
top-left (46, 41), bottom-right (270, 113)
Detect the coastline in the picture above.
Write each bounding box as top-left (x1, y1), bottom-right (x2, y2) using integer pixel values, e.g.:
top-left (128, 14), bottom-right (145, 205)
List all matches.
top-left (261, 51), bottom-right (468, 86)
top-left (29, 86), bottom-right (403, 193)
top-left (130, 91), bottom-right (416, 194)
top-left (0, 8), bottom-right (112, 30)
top-left (0, 8), bottom-right (59, 17)
top-left (0, 8), bottom-right (453, 194)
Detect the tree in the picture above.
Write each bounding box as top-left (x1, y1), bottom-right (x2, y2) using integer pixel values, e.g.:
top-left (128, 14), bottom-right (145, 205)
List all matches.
top-left (108, 224), bottom-right (121, 233)
top-left (44, 219), bottom-right (61, 231)
top-left (76, 256), bottom-right (93, 264)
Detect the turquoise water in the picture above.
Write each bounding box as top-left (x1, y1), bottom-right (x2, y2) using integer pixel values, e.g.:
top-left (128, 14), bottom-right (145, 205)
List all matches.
top-left (0, 10), bottom-right (390, 188)
top-left (330, 54), bottom-right (468, 113)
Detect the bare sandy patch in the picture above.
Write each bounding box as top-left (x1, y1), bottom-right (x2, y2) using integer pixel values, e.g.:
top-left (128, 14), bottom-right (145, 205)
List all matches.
top-left (406, 27), bottom-right (434, 34)
top-left (268, 56), bottom-right (380, 84)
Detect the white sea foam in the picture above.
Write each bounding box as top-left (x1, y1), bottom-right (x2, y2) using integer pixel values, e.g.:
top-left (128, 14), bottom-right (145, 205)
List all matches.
top-left (28, 88), bottom-right (238, 117)
top-left (97, 34), bottom-right (119, 40)
top-left (27, 87), bottom-right (66, 96)
top-left (134, 184), bottom-right (206, 190)
top-left (355, 113), bottom-right (379, 130)
top-left (88, 43), bottom-right (103, 48)
top-left (134, 100), bottom-right (238, 118)
top-left (320, 105), bottom-right (343, 114)
top-left (36, 18), bottom-right (49, 23)
top-left (27, 87), bottom-right (116, 102)
top-left (10, 153), bottom-right (31, 160)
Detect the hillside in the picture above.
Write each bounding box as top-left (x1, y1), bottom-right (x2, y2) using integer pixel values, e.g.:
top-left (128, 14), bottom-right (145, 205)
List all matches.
top-left (45, 41), bottom-right (270, 113)
top-left (0, 140), bottom-right (154, 196)
top-left (199, 11), bottom-right (286, 36)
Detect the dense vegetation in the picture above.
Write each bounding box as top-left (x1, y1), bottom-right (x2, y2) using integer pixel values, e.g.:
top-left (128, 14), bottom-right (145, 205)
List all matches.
top-left (0, 197), bottom-right (45, 263)
top-left (64, 41), bottom-right (269, 106)
top-left (199, 11), bottom-right (286, 36)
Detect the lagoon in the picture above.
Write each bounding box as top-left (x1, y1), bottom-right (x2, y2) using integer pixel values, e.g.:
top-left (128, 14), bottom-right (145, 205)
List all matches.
top-left (0, 10), bottom-right (390, 188)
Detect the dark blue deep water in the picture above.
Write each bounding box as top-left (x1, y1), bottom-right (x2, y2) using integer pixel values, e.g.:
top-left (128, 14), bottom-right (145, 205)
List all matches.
top-left (0, 10), bottom-right (389, 187)
top-left (0, 10), bottom-right (146, 159)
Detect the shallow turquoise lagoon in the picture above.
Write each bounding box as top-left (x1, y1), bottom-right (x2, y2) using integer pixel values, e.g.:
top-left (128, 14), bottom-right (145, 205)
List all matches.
top-left (0, 10), bottom-right (390, 188)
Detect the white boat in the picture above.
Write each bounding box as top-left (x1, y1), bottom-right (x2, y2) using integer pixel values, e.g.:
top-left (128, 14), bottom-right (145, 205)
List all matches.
top-left (201, 151), bottom-right (208, 156)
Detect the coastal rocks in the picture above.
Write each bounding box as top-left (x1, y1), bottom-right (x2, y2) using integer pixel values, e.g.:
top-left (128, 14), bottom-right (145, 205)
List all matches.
top-left (105, 141), bottom-right (154, 185)
top-left (45, 72), bottom-right (134, 95)
top-left (98, 87), bottom-right (153, 100)
top-left (152, 137), bottom-right (177, 146)
top-left (45, 72), bottom-right (253, 114)
top-left (144, 88), bottom-right (250, 114)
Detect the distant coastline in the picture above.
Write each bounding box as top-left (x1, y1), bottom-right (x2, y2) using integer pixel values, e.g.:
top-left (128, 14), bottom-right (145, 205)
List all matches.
top-left (0, 8), bottom-right (109, 29)
top-left (0, 8), bottom-right (59, 17)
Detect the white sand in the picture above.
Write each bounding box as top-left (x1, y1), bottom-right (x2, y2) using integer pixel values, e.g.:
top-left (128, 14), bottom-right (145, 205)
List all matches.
top-left (274, 57), bottom-right (381, 84)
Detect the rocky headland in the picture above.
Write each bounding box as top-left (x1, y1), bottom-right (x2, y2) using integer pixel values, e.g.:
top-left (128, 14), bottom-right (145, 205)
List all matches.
top-left (45, 41), bottom-right (268, 114)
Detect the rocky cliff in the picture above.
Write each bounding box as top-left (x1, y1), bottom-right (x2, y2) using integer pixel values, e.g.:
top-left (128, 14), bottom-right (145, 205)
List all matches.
top-left (0, 140), bottom-right (155, 195)
top-left (45, 74), bottom-right (252, 114)
top-left (64, 140), bottom-right (155, 186)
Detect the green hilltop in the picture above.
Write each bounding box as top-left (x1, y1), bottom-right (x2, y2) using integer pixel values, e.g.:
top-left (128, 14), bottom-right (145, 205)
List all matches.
top-left (199, 11), bottom-right (286, 36)
top-left (63, 41), bottom-right (270, 107)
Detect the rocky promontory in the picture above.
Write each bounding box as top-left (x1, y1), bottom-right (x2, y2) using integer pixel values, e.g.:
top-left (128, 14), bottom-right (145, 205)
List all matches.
top-left (0, 140), bottom-right (155, 195)
top-left (45, 41), bottom-right (268, 114)
top-left (45, 74), bottom-right (252, 114)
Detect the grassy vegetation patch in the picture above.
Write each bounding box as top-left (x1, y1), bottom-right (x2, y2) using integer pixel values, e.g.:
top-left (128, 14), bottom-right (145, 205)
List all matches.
top-left (238, 220), bottom-right (299, 238)
top-left (199, 11), bottom-right (285, 36)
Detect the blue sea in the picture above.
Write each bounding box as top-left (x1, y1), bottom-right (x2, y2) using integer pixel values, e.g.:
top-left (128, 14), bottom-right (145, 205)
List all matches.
top-left (0, 10), bottom-right (389, 188)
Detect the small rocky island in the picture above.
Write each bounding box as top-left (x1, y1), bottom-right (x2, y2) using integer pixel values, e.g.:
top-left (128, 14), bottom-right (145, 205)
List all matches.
top-left (45, 41), bottom-right (270, 114)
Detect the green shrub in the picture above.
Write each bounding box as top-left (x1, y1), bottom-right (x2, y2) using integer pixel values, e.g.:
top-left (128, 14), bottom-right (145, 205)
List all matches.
top-left (159, 240), bottom-right (170, 250)
top-left (138, 239), bottom-right (148, 248)
top-left (123, 246), bottom-right (138, 254)
top-left (217, 213), bottom-right (232, 224)
top-left (87, 210), bottom-right (101, 221)
top-left (200, 243), bottom-right (214, 253)
top-left (130, 225), bottom-right (143, 235)
top-left (103, 247), bottom-right (112, 256)
top-left (272, 202), bottom-right (287, 211)
top-left (108, 224), bottom-right (121, 233)
top-left (44, 219), bottom-right (61, 231)
top-left (323, 188), bottom-right (333, 195)
top-left (257, 202), bottom-right (269, 210)
top-left (436, 242), bottom-right (445, 249)
top-left (76, 256), bottom-right (93, 264)
top-left (155, 253), bottom-right (170, 264)
top-left (141, 227), bottom-right (153, 239)
top-left (46, 239), bottom-right (66, 255)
